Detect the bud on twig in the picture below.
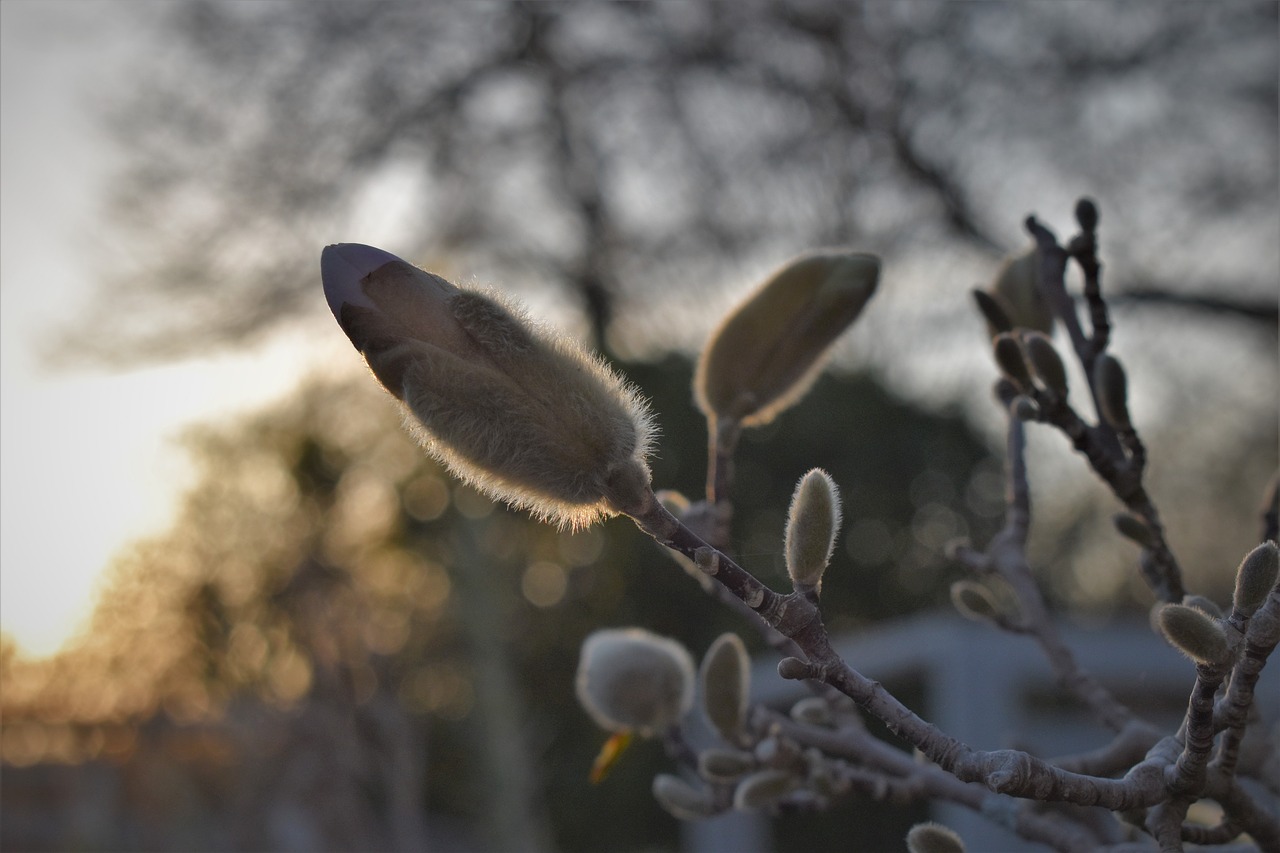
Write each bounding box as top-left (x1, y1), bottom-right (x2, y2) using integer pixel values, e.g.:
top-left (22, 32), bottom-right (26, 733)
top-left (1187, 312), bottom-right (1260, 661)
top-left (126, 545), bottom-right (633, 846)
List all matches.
top-left (695, 251), bottom-right (879, 428)
top-left (971, 289), bottom-right (1013, 337)
top-left (1093, 353), bottom-right (1132, 431)
top-left (576, 629), bottom-right (695, 736)
top-left (1156, 604), bottom-right (1230, 667)
top-left (785, 469), bottom-right (842, 590)
top-left (989, 248), bottom-right (1053, 335)
top-left (321, 243), bottom-right (655, 529)
top-left (992, 334), bottom-right (1033, 389)
top-left (733, 769), bottom-right (797, 811)
top-left (700, 633), bottom-right (750, 744)
top-left (698, 748), bottom-right (756, 783)
top-left (1182, 595), bottom-right (1224, 620)
top-left (1233, 541), bottom-right (1280, 617)
top-left (1022, 332), bottom-right (1068, 398)
top-left (906, 822), bottom-right (967, 853)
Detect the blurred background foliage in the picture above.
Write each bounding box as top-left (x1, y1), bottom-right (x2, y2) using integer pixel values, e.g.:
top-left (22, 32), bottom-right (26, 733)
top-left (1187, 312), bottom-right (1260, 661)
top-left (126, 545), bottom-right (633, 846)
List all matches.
top-left (4, 2), bottom-right (1277, 851)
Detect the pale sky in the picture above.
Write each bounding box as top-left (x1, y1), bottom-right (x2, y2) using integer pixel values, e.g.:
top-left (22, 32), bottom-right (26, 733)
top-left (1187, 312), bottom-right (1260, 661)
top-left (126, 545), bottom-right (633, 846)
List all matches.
top-left (0, 2), bottom-right (347, 658)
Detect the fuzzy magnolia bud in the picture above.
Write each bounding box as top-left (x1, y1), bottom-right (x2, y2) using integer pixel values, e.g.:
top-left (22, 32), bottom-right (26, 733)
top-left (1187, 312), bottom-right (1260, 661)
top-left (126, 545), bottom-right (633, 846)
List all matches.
top-left (906, 822), bottom-right (967, 853)
top-left (695, 251), bottom-right (879, 428)
top-left (322, 243), bottom-right (655, 529)
top-left (1157, 604), bottom-right (1230, 667)
top-left (989, 248), bottom-right (1053, 335)
top-left (992, 333), bottom-right (1033, 389)
top-left (733, 769), bottom-right (797, 811)
top-left (576, 628), bottom-right (694, 736)
top-left (653, 774), bottom-right (716, 820)
top-left (1182, 595), bottom-right (1225, 620)
top-left (1094, 353), bottom-right (1132, 431)
top-left (698, 748), bottom-right (756, 783)
top-left (1233, 541), bottom-right (1280, 617)
top-left (1023, 332), bottom-right (1068, 398)
top-left (790, 696), bottom-right (833, 727)
top-left (784, 469), bottom-right (842, 589)
top-left (700, 633), bottom-right (750, 744)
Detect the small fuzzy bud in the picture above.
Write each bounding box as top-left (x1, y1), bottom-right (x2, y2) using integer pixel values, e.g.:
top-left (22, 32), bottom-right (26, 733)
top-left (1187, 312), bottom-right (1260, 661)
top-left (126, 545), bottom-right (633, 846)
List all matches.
top-left (653, 774), bottom-right (716, 820)
top-left (1233, 541), bottom-right (1280, 617)
top-left (950, 580), bottom-right (1004, 625)
top-left (700, 633), bottom-right (750, 744)
top-left (1094, 353), bottom-right (1132, 431)
top-left (695, 251), bottom-right (879, 428)
top-left (777, 657), bottom-right (810, 681)
top-left (990, 248), bottom-right (1053, 335)
top-left (992, 334), bottom-right (1033, 389)
top-left (733, 769), bottom-right (797, 811)
top-left (1022, 332), bottom-right (1068, 398)
top-left (1113, 513), bottom-right (1155, 548)
top-left (784, 469), bottom-right (842, 590)
top-left (1075, 197), bottom-right (1099, 233)
top-left (972, 289), bottom-right (1013, 337)
top-left (907, 822), bottom-right (967, 853)
top-left (576, 629), bottom-right (695, 736)
top-left (322, 243), bottom-right (656, 529)
top-left (790, 697), bottom-right (833, 727)
top-left (1182, 595), bottom-right (1224, 620)
top-left (1156, 604), bottom-right (1230, 666)
top-left (698, 748), bottom-right (756, 783)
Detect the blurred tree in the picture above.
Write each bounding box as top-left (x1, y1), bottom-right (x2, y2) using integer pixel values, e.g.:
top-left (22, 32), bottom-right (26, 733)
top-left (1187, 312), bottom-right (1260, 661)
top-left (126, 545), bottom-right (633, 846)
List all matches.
top-left (68, 1), bottom-right (1275, 364)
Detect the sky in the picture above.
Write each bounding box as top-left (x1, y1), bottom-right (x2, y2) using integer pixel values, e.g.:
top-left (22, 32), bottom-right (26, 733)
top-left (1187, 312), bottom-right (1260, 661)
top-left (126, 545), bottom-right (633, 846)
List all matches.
top-left (0, 2), bottom-right (347, 658)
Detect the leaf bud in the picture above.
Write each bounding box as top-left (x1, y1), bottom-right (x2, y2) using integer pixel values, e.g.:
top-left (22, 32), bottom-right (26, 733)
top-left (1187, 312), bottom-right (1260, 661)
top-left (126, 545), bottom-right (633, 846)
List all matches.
top-left (1075, 197), bottom-right (1099, 233)
top-left (733, 769), bottom-right (797, 811)
top-left (989, 248), bottom-right (1053, 335)
top-left (971, 288), bottom-right (1013, 337)
top-left (1022, 332), bottom-right (1068, 398)
top-left (1156, 604), bottom-right (1230, 667)
top-left (576, 628), bottom-right (695, 736)
top-left (1233, 541), bottom-right (1280, 617)
top-left (695, 251), bottom-right (879, 428)
top-left (907, 822), bottom-right (967, 853)
top-left (992, 333), bottom-right (1033, 389)
top-left (700, 633), bottom-right (751, 744)
top-left (1113, 513), bottom-right (1154, 549)
top-left (790, 696), bottom-right (833, 727)
top-left (1093, 353), bottom-right (1132, 431)
top-left (777, 657), bottom-right (810, 681)
top-left (784, 469), bottom-right (842, 590)
top-left (653, 774), bottom-right (716, 820)
top-left (950, 580), bottom-right (1005, 626)
top-left (322, 243), bottom-right (656, 529)
top-left (698, 748), bottom-right (756, 783)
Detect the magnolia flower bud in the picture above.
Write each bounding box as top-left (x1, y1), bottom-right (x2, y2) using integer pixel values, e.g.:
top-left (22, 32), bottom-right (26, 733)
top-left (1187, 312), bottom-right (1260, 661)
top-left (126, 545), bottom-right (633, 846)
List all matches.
top-left (1023, 332), bottom-right (1068, 398)
top-left (992, 334), bottom-right (1033, 389)
top-left (701, 633), bottom-right (750, 744)
top-left (1093, 353), bottom-right (1132, 431)
top-left (733, 769), bottom-right (797, 811)
top-left (321, 244), bottom-right (655, 529)
top-left (695, 251), bottom-right (879, 428)
top-left (1233, 541), bottom-right (1280, 617)
top-left (653, 774), bottom-right (716, 820)
top-left (784, 469), bottom-right (842, 590)
top-left (698, 748), bottom-right (756, 783)
top-left (575, 628), bottom-right (695, 736)
top-left (989, 248), bottom-right (1053, 335)
top-left (971, 288), bottom-right (1013, 338)
top-left (1182, 595), bottom-right (1224, 620)
top-left (1156, 604), bottom-right (1230, 667)
top-left (906, 822), bottom-right (967, 853)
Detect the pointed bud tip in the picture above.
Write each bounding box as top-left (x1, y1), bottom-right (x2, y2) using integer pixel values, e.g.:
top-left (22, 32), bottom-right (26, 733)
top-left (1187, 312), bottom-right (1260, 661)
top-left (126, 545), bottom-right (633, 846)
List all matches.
top-left (321, 243), bottom-right (405, 320)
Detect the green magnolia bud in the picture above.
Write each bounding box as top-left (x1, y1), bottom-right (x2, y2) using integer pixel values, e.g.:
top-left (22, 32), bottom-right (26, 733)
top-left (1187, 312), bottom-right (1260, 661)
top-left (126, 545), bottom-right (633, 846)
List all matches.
top-left (700, 633), bottom-right (750, 744)
top-left (576, 629), bottom-right (695, 736)
top-left (733, 769), bottom-right (797, 811)
top-left (992, 333), bottom-right (1033, 389)
top-left (322, 244), bottom-right (655, 529)
top-left (785, 469), bottom-right (842, 590)
top-left (990, 248), bottom-right (1053, 335)
top-left (906, 822), bottom-right (967, 853)
top-left (653, 774), bottom-right (716, 820)
top-left (1113, 513), bottom-right (1155, 549)
top-left (695, 251), bottom-right (879, 428)
top-left (698, 748), bottom-right (757, 783)
top-left (1023, 332), bottom-right (1068, 398)
top-left (1233, 541), bottom-right (1280, 617)
top-left (1156, 604), bottom-right (1230, 666)
top-left (971, 289), bottom-right (1013, 337)
top-left (1094, 353), bottom-right (1132, 431)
